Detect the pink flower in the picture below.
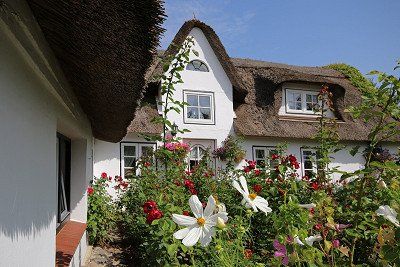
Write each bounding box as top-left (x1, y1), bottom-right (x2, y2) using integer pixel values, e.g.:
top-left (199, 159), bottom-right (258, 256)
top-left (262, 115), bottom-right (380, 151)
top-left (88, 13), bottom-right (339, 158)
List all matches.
top-left (332, 239), bottom-right (340, 248)
top-left (273, 240), bottom-right (288, 266)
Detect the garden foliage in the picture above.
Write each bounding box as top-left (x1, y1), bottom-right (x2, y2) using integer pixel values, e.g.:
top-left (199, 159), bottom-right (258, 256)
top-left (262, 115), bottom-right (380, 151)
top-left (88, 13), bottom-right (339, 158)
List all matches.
top-left (88, 49), bottom-right (400, 266)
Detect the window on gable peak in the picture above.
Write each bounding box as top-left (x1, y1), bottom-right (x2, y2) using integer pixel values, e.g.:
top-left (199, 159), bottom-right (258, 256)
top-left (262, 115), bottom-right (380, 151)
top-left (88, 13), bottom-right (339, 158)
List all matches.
top-left (186, 59), bottom-right (209, 72)
top-left (285, 89), bottom-right (321, 115)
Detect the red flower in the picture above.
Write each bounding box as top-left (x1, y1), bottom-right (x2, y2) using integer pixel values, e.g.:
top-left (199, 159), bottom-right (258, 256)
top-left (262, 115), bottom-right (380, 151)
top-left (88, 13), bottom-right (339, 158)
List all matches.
top-left (184, 179), bottom-right (195, 189)
top-left (287, 154), bottom-right (300, 169)
top-left (143, 200), bottom-right (158, 214)
top-left (310, 208), bottom-right (315, 215)
top-left (182, 211), bottom-right (190, 216)
top-left (144, 162), bottom-right (151, 167)
top-left (247, 160), bottom-right (256, 170)
top-left (244, 249), bottom-right (253, 259)
top-left (101, 172), bottom-right (108, 179)
top-left (271, 154), bottom-right (279, 160)
top-left (314, 223), bottom-right (323, 231)
top-left (243, 167), bottom-right (251, 173)
top-left (189, 188), bottom-right (198, 195)
top-left (253, 184), bottom-right (262, 193)
top-left (174, 180), bottom-right (181, 186)
top-left (146, 209), bottom-right (163, 224)
top-left (87, 187), bottom-right (94, 196)
top-left (311, 182), bottom-right (319, 190)
top-left (254, 169), bottom-right (261, 176)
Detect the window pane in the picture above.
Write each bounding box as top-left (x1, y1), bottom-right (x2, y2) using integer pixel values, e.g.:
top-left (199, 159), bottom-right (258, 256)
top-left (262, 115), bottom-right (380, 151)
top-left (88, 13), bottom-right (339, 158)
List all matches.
top-left (141, 146), bottom-right (153, 157)
top-left (256, 159), bottom-right (265, 167)
top-left (187, 95), bottom-right (198, 106)
top-left (255, 149), bottom-right (265, 159)
top-left (199, 96), bottom-right (211, 107)
top-left (306, 94), bottom-right (312, 102)
top-left (124, 146), bottom-right (136, 157)
top-left (304, 160), bottom-right (313, 170)
top-left (200, 108), bottom-right (211, 119)
top-left (306, 103), bottom-right (314, 111)
top-left (293, 93), bottom-right (301, 102)
top-left (190, 147), bottom-right (198, 159)
top-left (124, 157), bottom-right (136, 168)
top-left (187, 107), bottom-right (199, 119)
top-left (296, 102), bottom-right (302, 110)
top-left (198, 147), bottom-right (205, 158)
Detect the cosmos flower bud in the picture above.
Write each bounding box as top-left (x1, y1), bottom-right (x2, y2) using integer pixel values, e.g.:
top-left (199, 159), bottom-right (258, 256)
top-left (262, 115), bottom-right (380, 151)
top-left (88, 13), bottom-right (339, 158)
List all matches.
top-left (217, 217), bottom-right (226, 229)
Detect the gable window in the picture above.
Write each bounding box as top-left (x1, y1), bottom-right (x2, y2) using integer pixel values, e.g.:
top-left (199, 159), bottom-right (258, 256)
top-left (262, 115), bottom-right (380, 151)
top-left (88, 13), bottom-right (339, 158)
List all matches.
top-left (253, 146), bottom-right (279, 168)
top-left (285, 89), bottom-right (320, 114)
top-left (57, 133), bottom-right (71, 227)
top-left (188, 145), bottom-right (206, 170)
top-left (301, 148), bottom-right (322, 178)
top-left (184, 91), bottom-right (214, 124)
top-left (186, 60), bottom-right (209, 72)
top-left (121, 143), bottom-right (156, 178)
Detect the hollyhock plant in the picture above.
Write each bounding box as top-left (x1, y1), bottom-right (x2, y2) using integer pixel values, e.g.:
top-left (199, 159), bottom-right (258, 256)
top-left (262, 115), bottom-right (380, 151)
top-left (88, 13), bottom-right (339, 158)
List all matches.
top-left (233, 176), bottom-right (272, 215)
top-left (172, 195), bottom-right (228, 247)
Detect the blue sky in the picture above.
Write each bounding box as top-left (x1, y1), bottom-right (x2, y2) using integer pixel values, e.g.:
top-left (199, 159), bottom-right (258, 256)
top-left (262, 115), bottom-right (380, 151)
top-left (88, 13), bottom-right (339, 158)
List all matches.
top-left (160, 0), bottom-right (400, 75)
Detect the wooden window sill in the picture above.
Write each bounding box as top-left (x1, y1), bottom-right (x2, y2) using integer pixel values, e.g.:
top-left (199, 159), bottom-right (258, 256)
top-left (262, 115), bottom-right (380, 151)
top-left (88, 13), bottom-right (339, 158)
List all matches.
top-left (56, 221), bottom-right (86, 267)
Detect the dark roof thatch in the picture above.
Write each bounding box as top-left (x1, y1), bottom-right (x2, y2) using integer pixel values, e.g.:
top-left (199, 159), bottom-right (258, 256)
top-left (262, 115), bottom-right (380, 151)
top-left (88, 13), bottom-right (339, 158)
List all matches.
top-left (127, 105), bottom-right (163, 135)
top-left (27, 0), bottom-right (165, 142)
top-left (149, 19), bottom-right (247, 103)
top-left (231, 58), bottom-right (374, 141)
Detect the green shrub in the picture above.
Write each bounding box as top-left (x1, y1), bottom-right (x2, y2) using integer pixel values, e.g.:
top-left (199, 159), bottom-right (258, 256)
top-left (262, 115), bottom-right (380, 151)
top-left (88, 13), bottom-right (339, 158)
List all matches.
top-left (87, 173), bottom-right (116, 245)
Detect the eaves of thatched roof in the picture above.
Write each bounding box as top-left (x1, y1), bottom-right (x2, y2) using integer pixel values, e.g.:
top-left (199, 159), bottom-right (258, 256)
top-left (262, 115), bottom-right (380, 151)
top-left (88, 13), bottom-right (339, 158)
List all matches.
top-left (27, 0), bottom-right (165, 142)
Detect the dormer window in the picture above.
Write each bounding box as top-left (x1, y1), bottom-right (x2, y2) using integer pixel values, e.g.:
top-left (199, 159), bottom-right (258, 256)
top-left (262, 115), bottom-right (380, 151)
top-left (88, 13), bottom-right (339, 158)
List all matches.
top-left (285, 89), bottom-right (320, 114)
top-left (186, 60), bottom-right (209, 72)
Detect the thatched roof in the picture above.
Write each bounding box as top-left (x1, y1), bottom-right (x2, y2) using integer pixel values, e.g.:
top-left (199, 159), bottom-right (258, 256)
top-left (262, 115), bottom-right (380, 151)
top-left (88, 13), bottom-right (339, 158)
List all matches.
top-left (232, 58), bottom-right (374, 141)
top-left (148, 19), bottom-right (247, 103)
top-left (127, 105), bottom-right (163, 135)
top-left (27, 0), bottom-right (165, 142)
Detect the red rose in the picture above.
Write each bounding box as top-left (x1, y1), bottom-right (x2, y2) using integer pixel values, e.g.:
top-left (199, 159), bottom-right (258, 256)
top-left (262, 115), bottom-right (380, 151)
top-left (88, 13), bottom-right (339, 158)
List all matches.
top-left (244, 249), bottom-right (253, 259)
top-left (314, 223), bottom-right (323, 231)
top-left (101, 172), bottom-right (108, 179)
top-left (254, 169), bottom-right (261, 176)
top-left (311, 182), bottom-right (319, 190)
top-left (271, 154), bottom-right (279, 160)
top-left (189, 188), bottom-right (197, 195)
top-left (144, 162), bottom-right (151, 167)
top-left (182, 211), bottom-right (190, 216)
top-left (87, 187), bottom-right (94, 196)
top-left (248, 161), bottom-right (256, 170)
top-left (310, 208), bottom-right (315, 215)
top-left (252, 184), bottom-right (262, 193)
top-left (146, 209), bottom-right (163, 224)
top-left (243, 167), bottom-right (251, 173)
top-left (143, 200), bottom-right (157, 214)
top-left (184, 179), bottom-right (195, 189)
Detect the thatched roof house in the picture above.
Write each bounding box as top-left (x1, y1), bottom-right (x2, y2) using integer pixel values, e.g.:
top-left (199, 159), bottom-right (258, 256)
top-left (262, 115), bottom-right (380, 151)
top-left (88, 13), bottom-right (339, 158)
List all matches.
top-left (27, 0), bottom-right (165, 142)
top-left (129, 19), bottom-right (392, 142)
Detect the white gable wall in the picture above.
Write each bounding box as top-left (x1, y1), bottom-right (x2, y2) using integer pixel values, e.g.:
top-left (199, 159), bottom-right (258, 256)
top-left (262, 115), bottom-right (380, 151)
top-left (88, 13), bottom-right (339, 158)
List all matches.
top-left (165, 27), bottom-right (235, 145)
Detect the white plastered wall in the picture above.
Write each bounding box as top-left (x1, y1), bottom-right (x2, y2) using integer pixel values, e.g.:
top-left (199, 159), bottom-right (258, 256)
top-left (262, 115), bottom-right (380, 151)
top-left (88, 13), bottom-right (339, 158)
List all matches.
top-left (0, 1), bottom-right (92, 266)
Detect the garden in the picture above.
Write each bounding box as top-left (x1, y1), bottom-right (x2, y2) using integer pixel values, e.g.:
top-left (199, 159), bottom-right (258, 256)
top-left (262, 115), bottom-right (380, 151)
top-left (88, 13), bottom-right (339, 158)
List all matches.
top-left (86, 40), bottom-right (400, 266)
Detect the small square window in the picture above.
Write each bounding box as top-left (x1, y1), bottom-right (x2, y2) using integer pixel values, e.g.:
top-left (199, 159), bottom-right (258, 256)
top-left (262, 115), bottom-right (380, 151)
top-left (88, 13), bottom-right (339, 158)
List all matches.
top-left (285, 89), bottom-right (321, 115)
top-left (184, 91), bottom-right (214, 124)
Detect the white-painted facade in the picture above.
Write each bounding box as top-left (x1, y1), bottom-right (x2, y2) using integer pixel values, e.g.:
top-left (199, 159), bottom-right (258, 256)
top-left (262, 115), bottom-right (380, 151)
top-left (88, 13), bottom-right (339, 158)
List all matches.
top-left (93, 26), bottom-right (398, 199)
top-left (0, 2), bottom-right (91, 266)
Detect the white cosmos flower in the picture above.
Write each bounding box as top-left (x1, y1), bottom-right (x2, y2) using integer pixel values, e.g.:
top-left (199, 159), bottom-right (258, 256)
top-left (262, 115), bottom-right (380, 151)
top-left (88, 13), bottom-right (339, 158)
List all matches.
top-left (376, 205), bottom-right (400, 227)
top-left (294, 235), bottom-right (304, 246)
top-left (298, 203), bottom-right (316, 209)
top-left (305, 235), bottom-right (323, 246)
top-left (172, 195), bottom-right (228, 247)
top-left (233, 176), bottom-right (272, 215)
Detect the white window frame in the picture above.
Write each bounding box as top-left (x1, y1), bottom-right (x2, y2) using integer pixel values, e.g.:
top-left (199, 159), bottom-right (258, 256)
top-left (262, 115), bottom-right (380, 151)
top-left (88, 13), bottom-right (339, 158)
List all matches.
top-left (188, 144), bottom-right (206, 171)
top-left (285, 89), bottom-right (321, 115)
top-left (121, 143), bottom-right (156, 178)
top-left (252, 146), bottom-right (279, 168)
top-left (301, 148), bottom-right (319, 177)
top-left (183, 91), bottom-right (214, 124)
